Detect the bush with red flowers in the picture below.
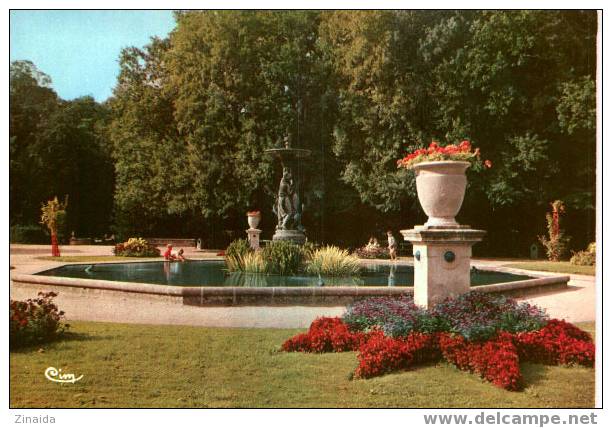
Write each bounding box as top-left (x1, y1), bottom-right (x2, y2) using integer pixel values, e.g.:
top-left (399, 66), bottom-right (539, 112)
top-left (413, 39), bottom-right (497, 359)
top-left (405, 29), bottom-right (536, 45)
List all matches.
top-left (10, 291), bottom-right (69, 349)
top-left (281, 295), bottom-right (595, 391)
top-left (514, 319), bottom-right (594, 367)
top-left (355, 331), bottom-right (440, 379)
top-left (439, 332), bottom-right (522, 391)
top-left (281, 317), bottom-right (366, 353)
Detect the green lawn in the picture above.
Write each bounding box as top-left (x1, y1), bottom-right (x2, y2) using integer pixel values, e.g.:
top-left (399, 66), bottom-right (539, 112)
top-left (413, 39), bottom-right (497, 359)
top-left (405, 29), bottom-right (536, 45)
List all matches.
top-left (10, 321), bottom-right (595, 408)
top-left (36, 256), bottom-right (161, 262)
top-left (503, 261), bottom-right (595, 276)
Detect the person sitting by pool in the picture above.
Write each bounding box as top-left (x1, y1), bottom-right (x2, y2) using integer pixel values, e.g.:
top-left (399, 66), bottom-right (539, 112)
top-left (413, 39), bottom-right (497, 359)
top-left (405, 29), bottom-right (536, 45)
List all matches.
top-left (177, 248), bottom-right (186, 262)
top-left (164, 244), bottom-right (176, 261)
top-left (365, 236), bottom-right (380, 250)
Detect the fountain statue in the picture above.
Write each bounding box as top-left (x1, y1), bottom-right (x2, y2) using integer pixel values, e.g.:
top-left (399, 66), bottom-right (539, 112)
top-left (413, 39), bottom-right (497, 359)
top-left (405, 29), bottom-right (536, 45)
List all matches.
top-left (265, 135), bottom-right (310, 244)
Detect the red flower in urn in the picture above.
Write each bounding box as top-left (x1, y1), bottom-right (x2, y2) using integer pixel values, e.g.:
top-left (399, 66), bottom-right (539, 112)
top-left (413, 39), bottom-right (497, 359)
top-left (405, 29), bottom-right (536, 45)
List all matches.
top-left (397, 140), bottom-right (492, 170)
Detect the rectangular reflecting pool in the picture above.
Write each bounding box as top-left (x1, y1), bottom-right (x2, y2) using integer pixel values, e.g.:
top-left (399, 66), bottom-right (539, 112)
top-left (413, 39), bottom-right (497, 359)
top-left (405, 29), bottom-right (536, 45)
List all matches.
top-left (36, 260), bottom-right (532, 287)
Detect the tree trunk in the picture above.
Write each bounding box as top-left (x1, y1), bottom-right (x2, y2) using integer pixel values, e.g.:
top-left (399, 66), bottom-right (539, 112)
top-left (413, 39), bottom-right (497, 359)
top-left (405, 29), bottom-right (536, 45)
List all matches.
top-left (51, 233), bottom-right (60, 257)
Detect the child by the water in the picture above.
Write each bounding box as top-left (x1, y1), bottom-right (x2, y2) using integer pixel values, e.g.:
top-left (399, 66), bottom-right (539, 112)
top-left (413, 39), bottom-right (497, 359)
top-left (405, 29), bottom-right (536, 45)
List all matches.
top-left (387, 230), bottom-right (397, 260)
top-left (163, 244), bottom-right (176, 261)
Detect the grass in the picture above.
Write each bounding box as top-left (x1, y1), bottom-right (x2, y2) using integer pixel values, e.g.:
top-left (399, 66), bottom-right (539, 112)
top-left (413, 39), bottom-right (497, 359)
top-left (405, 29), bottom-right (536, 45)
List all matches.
top-left (10, 321), bottom-right (595, 408)
top-left (503, 261), bottom-right (595, 276)
top-left (36, 256), bottom-right (161, 262)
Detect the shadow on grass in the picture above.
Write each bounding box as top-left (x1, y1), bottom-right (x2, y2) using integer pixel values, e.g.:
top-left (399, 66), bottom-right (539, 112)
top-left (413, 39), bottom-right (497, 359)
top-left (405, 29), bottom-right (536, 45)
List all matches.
top-left (520, 362), bottom-right (563, 389)
top-left (10, 331), bottom-right (112, 354)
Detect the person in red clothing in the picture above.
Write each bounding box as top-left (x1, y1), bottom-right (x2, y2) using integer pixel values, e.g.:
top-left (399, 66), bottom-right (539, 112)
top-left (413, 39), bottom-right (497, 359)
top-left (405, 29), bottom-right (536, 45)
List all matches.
top-left (163, 244), bottom-right (176, 261)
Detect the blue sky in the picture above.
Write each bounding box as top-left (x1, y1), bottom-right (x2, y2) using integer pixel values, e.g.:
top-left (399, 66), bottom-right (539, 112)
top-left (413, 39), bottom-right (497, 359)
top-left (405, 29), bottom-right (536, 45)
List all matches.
top-left (10, 10), bottom-right (176, 102)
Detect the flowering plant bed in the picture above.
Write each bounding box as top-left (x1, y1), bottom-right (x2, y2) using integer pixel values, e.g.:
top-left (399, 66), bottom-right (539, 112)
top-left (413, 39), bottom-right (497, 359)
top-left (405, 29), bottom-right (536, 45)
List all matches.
top-left (10, 292), bottom-right (69, 348)
top-left (397, 140), bottom-right (491, 169)
top-left (281, 293), bottom-right (594, 391)
top-left (354, 245), bottom-right (390, 259)
top-left (113, 237), bottom-right (161, 257)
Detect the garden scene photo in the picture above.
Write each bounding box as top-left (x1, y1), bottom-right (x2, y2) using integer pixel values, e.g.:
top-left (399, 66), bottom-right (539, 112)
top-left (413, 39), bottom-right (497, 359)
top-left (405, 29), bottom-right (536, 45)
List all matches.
top-left (9, 9), bottom-right (599, 412)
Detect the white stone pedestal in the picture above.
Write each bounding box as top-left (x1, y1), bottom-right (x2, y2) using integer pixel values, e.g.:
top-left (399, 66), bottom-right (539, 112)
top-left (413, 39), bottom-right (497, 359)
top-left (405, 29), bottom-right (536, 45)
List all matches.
top-left (400, 226), bottom-right (485, 309)
top-left (246, 228), bottom-right (262, 250)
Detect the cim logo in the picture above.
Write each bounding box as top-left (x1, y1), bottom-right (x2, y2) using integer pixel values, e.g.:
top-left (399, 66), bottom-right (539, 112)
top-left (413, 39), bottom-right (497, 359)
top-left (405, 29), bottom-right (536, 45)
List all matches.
top-left (44, 367), bottom-right (83, 384)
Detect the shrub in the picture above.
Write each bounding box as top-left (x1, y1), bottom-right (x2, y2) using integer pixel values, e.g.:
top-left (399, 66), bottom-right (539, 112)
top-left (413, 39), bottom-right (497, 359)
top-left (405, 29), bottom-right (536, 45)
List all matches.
top-left (225, 239), bottom-right (252, 271)
top-left (10, 292), bottom-right (69, 348)
top-left (261, 240), bottom-right (303, 275)
top-left (354, 246), bottom-right (390, 259)
top-left (10, 224), bottom-right (48, 244)
top-left (538, 200), bottom-right (570, 261)
top-left (305, 246), bottom-right (361, 276)
top-left (113, 237), bottom-right (160, 257)
top-left (570, 242), bottom-right (596, 266)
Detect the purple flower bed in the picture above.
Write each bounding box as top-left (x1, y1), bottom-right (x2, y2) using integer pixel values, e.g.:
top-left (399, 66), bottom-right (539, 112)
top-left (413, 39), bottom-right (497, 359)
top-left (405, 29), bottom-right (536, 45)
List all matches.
top-left (343, 292), bottom-right (548, 341)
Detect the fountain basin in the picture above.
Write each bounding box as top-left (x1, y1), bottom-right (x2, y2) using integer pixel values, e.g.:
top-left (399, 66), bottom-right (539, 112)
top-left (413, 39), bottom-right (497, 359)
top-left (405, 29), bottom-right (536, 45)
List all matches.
top-left (10, 260), bottom-right (570, 306)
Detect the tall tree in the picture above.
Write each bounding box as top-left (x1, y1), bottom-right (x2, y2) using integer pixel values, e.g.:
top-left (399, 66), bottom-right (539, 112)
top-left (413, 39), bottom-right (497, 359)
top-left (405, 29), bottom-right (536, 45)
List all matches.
top-left (10, 60), bottom-right (59, 225)
top-left (107, 37), bottom-right (190, 237)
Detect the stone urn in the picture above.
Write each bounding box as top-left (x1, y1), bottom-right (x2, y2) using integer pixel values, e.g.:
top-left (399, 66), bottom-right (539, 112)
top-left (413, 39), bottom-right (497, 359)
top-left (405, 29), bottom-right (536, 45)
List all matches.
top-left (413, 161), bottom-right (470, 228)
top-left (247, 212), bottom-right (261, 229)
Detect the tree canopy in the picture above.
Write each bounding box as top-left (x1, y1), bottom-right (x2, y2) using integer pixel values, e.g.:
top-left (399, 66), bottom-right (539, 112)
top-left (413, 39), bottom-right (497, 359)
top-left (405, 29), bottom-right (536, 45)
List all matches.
top-left (10, 11), bottom-right (597, 255)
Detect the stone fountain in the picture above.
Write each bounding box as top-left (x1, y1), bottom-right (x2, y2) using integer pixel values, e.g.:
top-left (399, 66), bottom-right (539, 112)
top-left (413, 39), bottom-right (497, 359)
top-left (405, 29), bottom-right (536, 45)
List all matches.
top-left (265, 136), bottom-right (311, 245)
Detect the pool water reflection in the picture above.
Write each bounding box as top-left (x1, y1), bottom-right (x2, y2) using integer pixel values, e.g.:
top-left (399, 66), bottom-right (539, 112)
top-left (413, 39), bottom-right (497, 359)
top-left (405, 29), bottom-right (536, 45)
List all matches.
top-left (37, 260), bottom-right (532, 287)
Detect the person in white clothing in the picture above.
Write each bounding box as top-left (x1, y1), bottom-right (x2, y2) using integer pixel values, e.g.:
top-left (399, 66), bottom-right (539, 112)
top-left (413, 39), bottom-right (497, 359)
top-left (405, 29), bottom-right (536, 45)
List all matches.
top-left (387, 230), bottom-right (397, 260)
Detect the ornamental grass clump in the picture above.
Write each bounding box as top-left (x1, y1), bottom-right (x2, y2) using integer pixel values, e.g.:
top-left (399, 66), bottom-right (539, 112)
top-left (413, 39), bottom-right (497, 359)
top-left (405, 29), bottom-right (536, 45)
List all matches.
top-left (305, 246), bottom-right (361, 277)
top-left (240, 251), bottom-right (267, 274)
top-left (225, 239), bottom-right (252, 271)
top-left (261, 240), bottom-right (304, 275)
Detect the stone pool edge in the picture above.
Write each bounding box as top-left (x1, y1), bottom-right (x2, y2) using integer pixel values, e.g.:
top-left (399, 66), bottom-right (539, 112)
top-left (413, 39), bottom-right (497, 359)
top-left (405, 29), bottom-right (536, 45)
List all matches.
top-left (11, 269), bottom-right (570, 306)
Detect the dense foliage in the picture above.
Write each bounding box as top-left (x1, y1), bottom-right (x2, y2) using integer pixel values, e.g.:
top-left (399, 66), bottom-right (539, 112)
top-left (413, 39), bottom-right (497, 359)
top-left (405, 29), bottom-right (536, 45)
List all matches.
top-left (224, 240), bottom-right (361, 276)
top-left (10, 11), bottom-right (597, 255)
top-left (10, 292), bottom-right (69, 348)
top-left (10, 61), bottom-right (114, 239)
top-left (282, 294), bottom-right (594, 390)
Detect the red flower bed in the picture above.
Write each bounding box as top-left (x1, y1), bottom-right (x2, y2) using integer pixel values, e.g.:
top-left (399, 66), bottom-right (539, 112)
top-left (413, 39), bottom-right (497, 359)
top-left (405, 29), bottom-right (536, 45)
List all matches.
top-left (281, 317), bottom-right (594, 391)
top-left (355, 331), bottom-right (440, 378)
top-left (439, 332), bottom-right (522, 391)
top-left (281, 317), bottom-right (366, 353)
top-left (515, 319), bottom-right (595, 367)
